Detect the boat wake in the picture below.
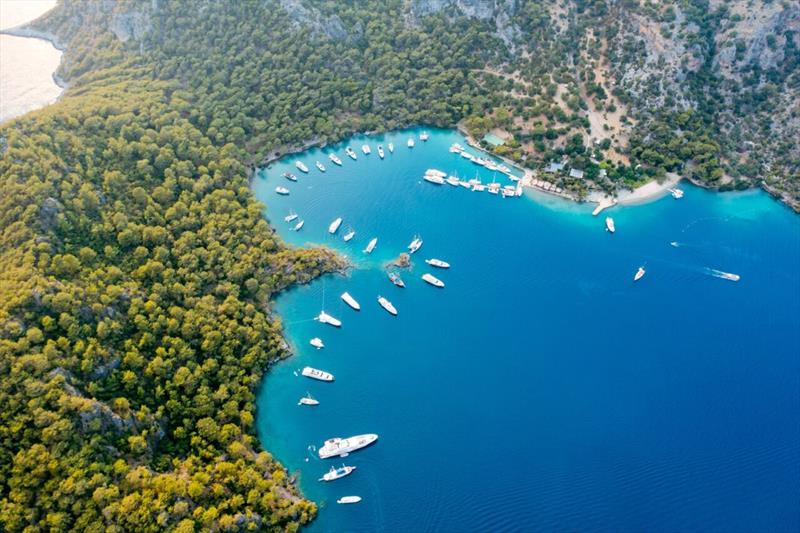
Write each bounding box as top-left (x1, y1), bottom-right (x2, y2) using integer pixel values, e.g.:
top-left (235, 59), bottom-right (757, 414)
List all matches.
top-left (704, 268), bottom-right (741, 282)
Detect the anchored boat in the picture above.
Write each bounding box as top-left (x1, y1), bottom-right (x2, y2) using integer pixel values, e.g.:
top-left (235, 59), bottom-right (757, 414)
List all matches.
top-left (283, 172), bottom-right (298, 182)
top-left (388, 272), bottom-right (405, 288)
top-left (425, 258), bottom-right (450, 269)
top-left (422, 273), bottom-right (445, 288)
top-left (634, 266), bottom-right (646, 281)
top-left (298, 393), bottom-right (319, 406)
top-left (377, 145), bottom-right (385, 158)
top-left (315, 161), bottom-right (326, 172)
top-left (361, 144), bottom-right (371, 155)
top-left (310, 337), bottom-right (324, 349)
top-left (284, 211), bottom-right (298, 223)
top-left (408, 235), bottom-right (423, 254)
top-left (295, 161), bottom-right (309, 173)
top-left (275, 187), bottom-right (290, 195)
top-left (319, 464), bottom-right (356, 482)
top-left (606, 217), bottom-right (615, 233)
top-left (319, 434), bottom-right (378, 459)
top-left (341, 292), bottom-right (361, 311)
top-left (364, 237), bottom-right (378, 254)
top-left (377, 296), bottom-right (397, 316)
top-left (328, 217), bottom-right (343, 234)
top-left (302, 366), bottom-right (334, 382)
top-left (337, 496), bottom-right (362, 505)
top-left (329, 153), bottom-right (343, 165)
top-left (317, 310), bottom-right (342, 327)
top-left (387, 142), bottom-right (394, 153)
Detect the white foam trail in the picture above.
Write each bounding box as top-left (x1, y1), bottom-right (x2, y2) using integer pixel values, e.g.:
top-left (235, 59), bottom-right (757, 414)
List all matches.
top-left (705, 268), bottom-right (741, 282)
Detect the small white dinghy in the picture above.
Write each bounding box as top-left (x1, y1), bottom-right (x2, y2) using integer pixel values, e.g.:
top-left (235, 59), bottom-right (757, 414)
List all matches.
top-left (421, 273), bottom-right (445, 288)
top-left (301, 366), bottom-right (334, 382)
top-left (298, 393), bottom-right (319, 406)
top-left (337, 496), bottom-right (362, 505)
top-left (310, 337), bottom-right (324, 349)
top-left (341, 292), bottom-right (361, 311)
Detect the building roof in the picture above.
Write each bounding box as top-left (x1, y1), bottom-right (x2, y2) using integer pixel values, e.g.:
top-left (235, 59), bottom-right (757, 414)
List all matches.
top-left (482, 133), bottom-right (505, 147)
top-left (569, 168), bottom-right (584, 179)
top-left (544, 162), bottom-right (565, 173)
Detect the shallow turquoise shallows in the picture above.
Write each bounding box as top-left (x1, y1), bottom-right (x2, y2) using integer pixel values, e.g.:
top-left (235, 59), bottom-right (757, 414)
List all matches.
top-left (253, 128), bottom-right (800, 532)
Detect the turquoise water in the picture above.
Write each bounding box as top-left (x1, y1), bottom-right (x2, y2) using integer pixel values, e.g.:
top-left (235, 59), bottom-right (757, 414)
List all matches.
top-left (253, 128), bottom-right (800, 532)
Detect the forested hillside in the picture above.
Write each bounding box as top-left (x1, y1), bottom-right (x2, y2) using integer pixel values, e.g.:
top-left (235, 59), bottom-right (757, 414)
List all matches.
top-left (0, 0), bottom-right (797, 531)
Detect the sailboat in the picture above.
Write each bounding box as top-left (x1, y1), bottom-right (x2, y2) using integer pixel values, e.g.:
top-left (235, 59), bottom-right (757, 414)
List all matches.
top-left (298, 393), bottom-right (319, 406)
top-left (343, 228), bottom-right (356, 242)
top-left (293, 220), bottom-right (304, 231)
top-left (284, 210), bottom-right (298, 223)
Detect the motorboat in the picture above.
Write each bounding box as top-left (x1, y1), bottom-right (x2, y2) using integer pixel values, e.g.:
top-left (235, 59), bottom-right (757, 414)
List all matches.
top-left (317, 310), bottom-right (342, 327)
top-left (341, 292), bottom-right (361, 311)
top-left (343, 229), bottom-right (355, 242)
top-left (328, 217), bottom-right (343, 234)
top-left (295, 161), bottom-right (309, 173)
top-left (377, 296), bottom-right (397, 316)
top-left (283, 172), bottom-right (298, 182)
top-left (329, 153), bottom-right (343, 165)
top-left (310, 337), bottom-right (324, 349)
top-left (388, 142), bottom-right (394, 153)
top-left (423, 174), bottom-right (445, 185)
top-left (450, 143), bottom-right (464, 153)
top-left (407, 138), bottom-right (415, 148)
top-left (293, 220), bottom-right (304, 231)
top-left (634, 266), bottom-right (646, 281)
top-left (361, 144), bottom-right (371, 155)
top-left (298, 393), bottom-right (319, 406)
top-left (319, 464), bottom-right (356, 482)
top-left (606, 217), bottom-right (615, 233)
top-left (319, 434), bottom-right (378, 458)
top-left (421, 273), bottom-right (444, 288)
top-left (388, 272), bottom-right (405, 288)
top-left (315, 161), bottom-right (326, 172)
top-left (446, 176), bottom-right (460, 186)
top-left (345, 147), bottom-right (357, 160)
top-left (275, 187), bottom-right (290, 195)
top-left (377, 145), bottom-right (385, 158)
top-left (337, 496), bottom-right (362, 505)
top-left (408, 235), bottom-right (423, 254)
top-left (669, 187), bottom-right (684, 199)
top-left (284, 211), bottom-right (298, 222)
top-left (364, 237), bottom-right (377, 254)
top-left (425, 258), bottom-right (450, 269)
top-left (302, 366), bottom-right (334, 382)
top-left (425, 169), bottom-right (446, 178)
top-left (420, 131), bottom-right (429, 141)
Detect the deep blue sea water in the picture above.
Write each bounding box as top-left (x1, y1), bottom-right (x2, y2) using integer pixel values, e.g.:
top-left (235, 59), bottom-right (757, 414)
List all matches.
top-left (253, 128), bottom-right (800, 532)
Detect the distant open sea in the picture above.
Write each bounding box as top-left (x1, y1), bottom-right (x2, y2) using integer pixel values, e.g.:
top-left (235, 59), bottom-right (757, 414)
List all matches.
top-left (253, 128), bottom-right (800, 532)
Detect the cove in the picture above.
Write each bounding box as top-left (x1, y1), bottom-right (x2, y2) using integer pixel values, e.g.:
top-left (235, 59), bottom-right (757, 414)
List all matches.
top-left (253, 128), bottom-right (800, 532)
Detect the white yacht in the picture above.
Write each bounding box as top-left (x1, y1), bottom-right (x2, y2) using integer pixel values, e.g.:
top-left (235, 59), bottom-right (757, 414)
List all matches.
top-left (315, 161), bottom-right (326, 172)
top-left (317, 310), bottom-right (342, 327)
top-left (450, 143), bottom-right (464, 153)
top-left (420, 131), bottom-right (429, 141)
top-left (361, 144), bottom-right (371, 155)
top-left (293, 220), bottom-right (304, 231)
top-left (310, 337), bottom-right (324, 349)
top-left (319, 434), bottom-right (379, 459)
top-left (275, 186), bottom-right (290, 195)
top-left (634, 266), bottom-right (646, 281)
top-left (426, 169), bottom-right (446, 178)
top-left (422, 273), bottom-right (445, 288)
top-left (283, 172), bottom-right (298, 182)
top-left (337, 496), bottom-right (362, 505)
top-left (343, 229), bottom-right (355, 242)
top-left (298, 393), bottom-right (319, 406)
top-left (606, 217), bottom-right (615, 233)
top-left (407, 138), bottom-right (415, 148)
top-left (328, 217), bottom-right (343, 234)
top-left (302, 366), bottom-right (334, 382)
top-left (364, 237), bottom-right (378, 254)
top-left (669, 187), bottom-right (684, 199)
top-left (388, 142), bottom-right (394, 153)
top-left (423, 173), bottom-right (445, 185)
top-left (446, 176), bottom-right (460, 186)
top-left (345, 147), bottom-right (357, 160)
top-left (425, 258), bottom-right (450, 269)
top-left (296, 161), bottom-right (309, 173)
top-left (377, 145), bottom-right (385, 158)
top-left (319, 464), bottom-right (356, 482)
top-left (329, 153), bottom-right (343, 166)
top-left (285, 211), bottom-right (298, 223)
top-left (408, 235), bottom-right (423, 254)
top-left (341, 292), bottom-right (361, 311)
top-left (377, 296), bottom-right (397, 316)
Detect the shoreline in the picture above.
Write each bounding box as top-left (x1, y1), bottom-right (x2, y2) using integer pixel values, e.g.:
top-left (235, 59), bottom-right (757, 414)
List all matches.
top-left (0, 25), bottom-right (69, 93)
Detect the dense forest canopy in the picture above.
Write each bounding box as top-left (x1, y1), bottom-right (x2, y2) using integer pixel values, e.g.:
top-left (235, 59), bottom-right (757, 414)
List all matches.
top-left (0, 0), bottom-right (798, 531)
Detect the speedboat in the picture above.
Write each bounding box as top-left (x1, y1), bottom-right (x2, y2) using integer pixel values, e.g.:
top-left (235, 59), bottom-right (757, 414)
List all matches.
top-left (388, 272), bottom-right (405, 288)
top-left (293, 220), bottom-right (304, 231)
top-left (310, 337), bottom-right (324, 349)
top-left (329, 153), bottom-right (343, 165)
top-left (407, 138), bottom-right (415, 148)
top-left (319, 464), bottom-right (356, 482)
top-left (337, 496), bottom-right (362, 505)
top-left (426, 169), bottom-right (446, 178)
top-left (275, 187), bottom-right (290, 195)
top-left (408, 235), bottom-right (423, 254)
top-left (328, 217), bottom-right (343, 234)
top-left (420, 131), bottom-right (429, 141)
top-left (669, 187), bottom-right (684, 199)
top-left (388, 142), bottom-right (394, 153)
top-left (285, 211), bottom-right (298, 223)
top-left (377, 296), bottom-right (397, 316)
top-left (606, 217), bottom-right (615, 233)
top-left (364, 237), bottom-right (377, 254)
top-left (295, 161), bottom-right (309, 173)
top-left (319, 434), bottom-right (378, 458)
top-left (421, 273), bottom-right (444, 288)
top-left (317, 310), bottom-right (342, 327)
top-left (709, 268), bottom-right (741, 281)
top-left (425, 258), bottom-right (450, 269)
top-left (283, 172), bottom-right (298, 182)
top-left (377, 145), bottom-right (385, 158)
top-left (345, 147), bottom-right (357, 160)
top-left (361, 144), bottom-right (371, 155)
top-left (634, 266), bottom-right (646, 281)
top-left (298, 393), bottom-right (319, 406)
top-left (302, 366), bottom-right (334, 382)
top-left (341, 292), bottom-right (361, 311)
top-left (423, 173), bottom-right (445, 185)
top-left (446, 176), bottom-right (460, 186)
top-left (316, 161), bottom-right (326, 172)
top-left (343, 229), bottom-right (355, 242)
